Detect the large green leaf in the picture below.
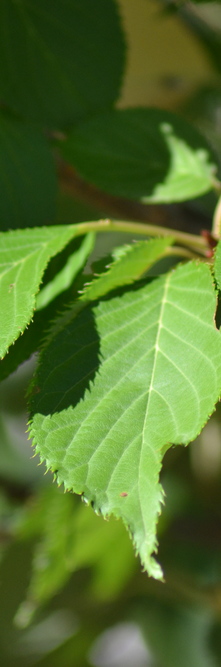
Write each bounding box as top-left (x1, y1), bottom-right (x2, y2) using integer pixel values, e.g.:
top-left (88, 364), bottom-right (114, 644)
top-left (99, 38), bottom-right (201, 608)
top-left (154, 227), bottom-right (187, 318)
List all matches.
top-left (30, 262), bottom-right (221, 578)
top-left (0, 225), bottom-right (82, 359)
top-left (62, 108), bottom-right (217, 203)
top-left (29, 238), bottom-right (174, 413)
top-left (0, 0), bottom-right (125, 127)
top-left (0, 115), bottom-right (56, 230)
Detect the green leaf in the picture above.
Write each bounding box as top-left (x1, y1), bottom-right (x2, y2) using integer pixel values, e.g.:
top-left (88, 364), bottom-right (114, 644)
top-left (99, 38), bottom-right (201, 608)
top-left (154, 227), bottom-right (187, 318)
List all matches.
top-left (0, 311), bottom-right (49, 382)
top-left (62, 108), bottom-right (217, 203)
top-left (27, 238), bottom-right (175, 414)
top-left (0, 115), bottom-right (56, 230)
top-left (0, 224), bottom-right (81, 359)
top-left (30, 237), bottom-right (175, 397)
top-left (80, 237), bottom-right (174, 302)
top-left (148, 123), bottom-right (215, 203)
top-left (0, 0), bottom-right (125, 127)
top-left (36, 232), bottom-right (95, 310)
top-left (0, 234), bottom-right (94, 381)
top-left (30, 262), bottom-right (221, 578)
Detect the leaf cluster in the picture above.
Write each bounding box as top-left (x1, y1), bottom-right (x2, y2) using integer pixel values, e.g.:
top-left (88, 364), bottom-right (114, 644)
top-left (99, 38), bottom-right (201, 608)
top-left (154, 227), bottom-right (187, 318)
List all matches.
top-left (1, 1), bottom-right (221, 664)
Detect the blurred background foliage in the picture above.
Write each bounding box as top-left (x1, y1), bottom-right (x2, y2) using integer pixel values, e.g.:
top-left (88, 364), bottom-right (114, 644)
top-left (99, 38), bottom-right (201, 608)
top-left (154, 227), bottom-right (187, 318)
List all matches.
top-left (2, 0), bottom-right (221, 665)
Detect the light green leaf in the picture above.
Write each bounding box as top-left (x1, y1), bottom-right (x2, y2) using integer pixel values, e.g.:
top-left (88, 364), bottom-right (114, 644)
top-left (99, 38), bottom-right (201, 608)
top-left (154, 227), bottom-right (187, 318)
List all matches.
top-left (62, 108), bottom-right (217, 203)
top-left (0, 0), bottom-right (125, 126)
top-left (30, 262), bottom-right (221, 578)
top-left (0, 310), bottom-right (50, 382)
top-left (0, 233), bottom-right (95, 380)
top-left (0, 115), bottom-right (56, 230)
top-left (36, 232), bottom-right (95, 310)
top-left (80, 237), bottom-right (174, 302)
top-left (36, 238), bottom-right (175, 367)
top-left (148, 123), bottom-right (215, 203)
top-left (0, 225), bottom-right (80, 358)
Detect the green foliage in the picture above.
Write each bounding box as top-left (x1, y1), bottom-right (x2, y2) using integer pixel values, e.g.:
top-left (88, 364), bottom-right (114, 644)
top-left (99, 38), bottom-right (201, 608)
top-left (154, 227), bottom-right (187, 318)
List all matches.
top-left (80, 237), bottom-right (175, 300)
top-left (30, 260), bottom-right (221, 578)
top-left (139, 603), bottom-right (216, 667)
top-left (0, 114), bottom-right (56, 230)
top-left (62, 108), bottom-right (218, 202)
top-left (0, 232), bottom-right (95, 381)
top-left (36, 232), bottom-right (95, 310)
top-left (16, 485), bottom-right (135, 614)
top-left (0, 0), bottom-right (125, 126)
top-left (0, 224), bottom-right (83, 358)
top-left (1, 0), bottom-right (221, 663)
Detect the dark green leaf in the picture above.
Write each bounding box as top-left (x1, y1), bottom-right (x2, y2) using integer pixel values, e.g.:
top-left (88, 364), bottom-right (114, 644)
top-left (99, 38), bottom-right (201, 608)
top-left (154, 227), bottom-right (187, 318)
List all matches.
top-left (0, 115), bottom-right (56, 230)
top-left (0, 0), bottom-right (125, 126)
top-left (62, 108), bottom-right (217, 204)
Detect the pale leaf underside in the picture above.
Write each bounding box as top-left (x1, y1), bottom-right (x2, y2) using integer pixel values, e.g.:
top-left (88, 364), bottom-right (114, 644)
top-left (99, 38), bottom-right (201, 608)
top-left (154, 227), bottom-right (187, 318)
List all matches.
top-left (30, 262), bottom-right (221, 578)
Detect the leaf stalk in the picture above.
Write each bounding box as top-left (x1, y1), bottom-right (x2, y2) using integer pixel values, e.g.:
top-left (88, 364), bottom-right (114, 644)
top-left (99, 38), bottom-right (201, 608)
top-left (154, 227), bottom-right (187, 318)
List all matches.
top-left (74, 219), bottom-right (208, 256)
